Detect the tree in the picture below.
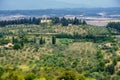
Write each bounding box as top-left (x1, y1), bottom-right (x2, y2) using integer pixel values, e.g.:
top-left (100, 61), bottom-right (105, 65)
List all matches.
top-left (0, 33), bottom-right (3, 38)
top-left (0, 66), bottom-right (3, 77)
top-left (52, 36), bottom-right (56, 44)
top-left (57, 71), bottom-right (76, 80)
top-left (113, 58), bottom-right (117, 66)
top-left (98, 61), bottom-right (105, 72)
top-left (40, 37), bottom-right (43, 45)
top-left (82, 20), bottom-right (87, 25)
top-left (96, 51), bottom-right (103, 59)
top-left (52, 17), bottom-right (60, 24)
top-left (12, 36), bottom-right (15, 44)
top-left (20, 41), bottom-right (24, 47)
top-left (25, 73), bottom-right (36, 80)
top-left (9, 71), bottom-right (24, 80)
top-left (39, 36), bottom-right (46, 45)
top-left (61, 17), bottom-right (68, 26)
top-left (18, 29), bottom-right (26, 39)
top-left (107, 22), bottom-right (120, 32)
top-left (12, 36), bottom-right (19, 44)
top-left (117, 70), bottom-right (120, 76)
top-left (13, 43), bottom-right (21, 50)
top-left (73, 17), bottom-right (79, 25)
top-left (105, 64), bottom-right (115, 75)
top-left (0, 38), bottom-right (11, 45)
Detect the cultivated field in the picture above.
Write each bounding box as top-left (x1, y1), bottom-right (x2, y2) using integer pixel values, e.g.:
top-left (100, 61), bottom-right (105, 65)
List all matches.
top-left (86, 17), bottom-right (120, 26)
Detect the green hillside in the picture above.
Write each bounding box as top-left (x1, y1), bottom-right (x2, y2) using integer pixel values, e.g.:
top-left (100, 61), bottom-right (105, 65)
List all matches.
top-left (0, 24), bottom-right (120, 80)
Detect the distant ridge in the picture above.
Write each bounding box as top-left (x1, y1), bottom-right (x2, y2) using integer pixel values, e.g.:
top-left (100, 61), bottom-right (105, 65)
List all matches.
top-left (0, 7), bottom-right (120, 19)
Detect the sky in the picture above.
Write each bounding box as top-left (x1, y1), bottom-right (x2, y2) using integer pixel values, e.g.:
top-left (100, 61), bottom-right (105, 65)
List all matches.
top-left (0, 0), bottom-right (120, 10)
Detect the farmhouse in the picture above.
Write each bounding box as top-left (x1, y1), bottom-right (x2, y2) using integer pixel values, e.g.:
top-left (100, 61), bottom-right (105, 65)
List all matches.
top-left (41, 19), bottom-right (52, 23)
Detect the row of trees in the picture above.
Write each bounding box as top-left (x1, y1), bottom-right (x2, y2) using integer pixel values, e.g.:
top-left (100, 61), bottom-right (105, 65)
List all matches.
top-left (55, 33), bottom-right (114, 43)
top-left (52, 17), bottom-right (87, 26)
top-left (12, 36), bottom-right (56, 50)
top-left (0, 17), bottom-right (40, 26)
top-left (0, 17), bottom-right (87, 26)
top-left (107, 22), bottom-right (120, 32)
top-left (39, 36), bottom-right (56, 45)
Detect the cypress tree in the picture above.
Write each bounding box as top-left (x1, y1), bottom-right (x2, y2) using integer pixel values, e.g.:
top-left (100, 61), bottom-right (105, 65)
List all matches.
top-left (12, 36), bottom-right (15, 44)
top-left (40, 36), bottom-right (43, 45)
top-left (83, 20), bottom-right (87, 25)
top-left (52, 36), bottom-right (56, 44)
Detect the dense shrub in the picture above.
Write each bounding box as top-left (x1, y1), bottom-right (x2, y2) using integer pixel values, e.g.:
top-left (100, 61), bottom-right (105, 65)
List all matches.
top-left (9, 71), bottom-right (25, 80)
top-left (107, 22), bottom-right (120, 32)
top-left (57, 71), bottom-right (76, 80)
top-left (25, 73), bottom-right (36, 80)
top-left (0, 39), bottom-right (11, 45)
top-left (117, 70), bottom-right (120, 76)
top-left (113, 58), bottom-right (117, 66)
top-left (13, 43), bottom-right (21, 50)
top-left (0, 66), bottom-right (3, 77)
top-left (105, 64), bottom-right (115, 75)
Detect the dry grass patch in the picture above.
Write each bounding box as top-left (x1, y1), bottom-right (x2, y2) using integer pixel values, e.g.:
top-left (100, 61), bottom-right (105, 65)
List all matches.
top-left (65, 42), bottom-right (96, 55)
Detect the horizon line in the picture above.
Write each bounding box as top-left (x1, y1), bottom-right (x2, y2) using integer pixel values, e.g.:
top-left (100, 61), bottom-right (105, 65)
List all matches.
top-left (0, 7), bottom-right (120, 11)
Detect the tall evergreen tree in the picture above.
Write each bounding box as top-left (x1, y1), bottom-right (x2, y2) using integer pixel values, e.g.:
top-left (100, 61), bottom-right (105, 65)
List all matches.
top-left (52, 36), bottom-right (56, 44)
top-left (73, 17), bottom-right (79, 25)
top-left (61, 17), bottom-right (68, 26)
top-left (39, 37), bottom-right (43, 45)
top-left (83, 20), bottom-right (87, 25)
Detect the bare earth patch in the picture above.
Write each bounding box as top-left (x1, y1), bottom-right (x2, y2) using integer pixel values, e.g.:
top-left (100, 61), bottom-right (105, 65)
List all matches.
top-left (86, 18), bottom-right (120, 26)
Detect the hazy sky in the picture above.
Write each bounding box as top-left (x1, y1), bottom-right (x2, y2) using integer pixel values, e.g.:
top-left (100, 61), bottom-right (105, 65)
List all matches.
top-left (0, 0), bottom-right (120, 10)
